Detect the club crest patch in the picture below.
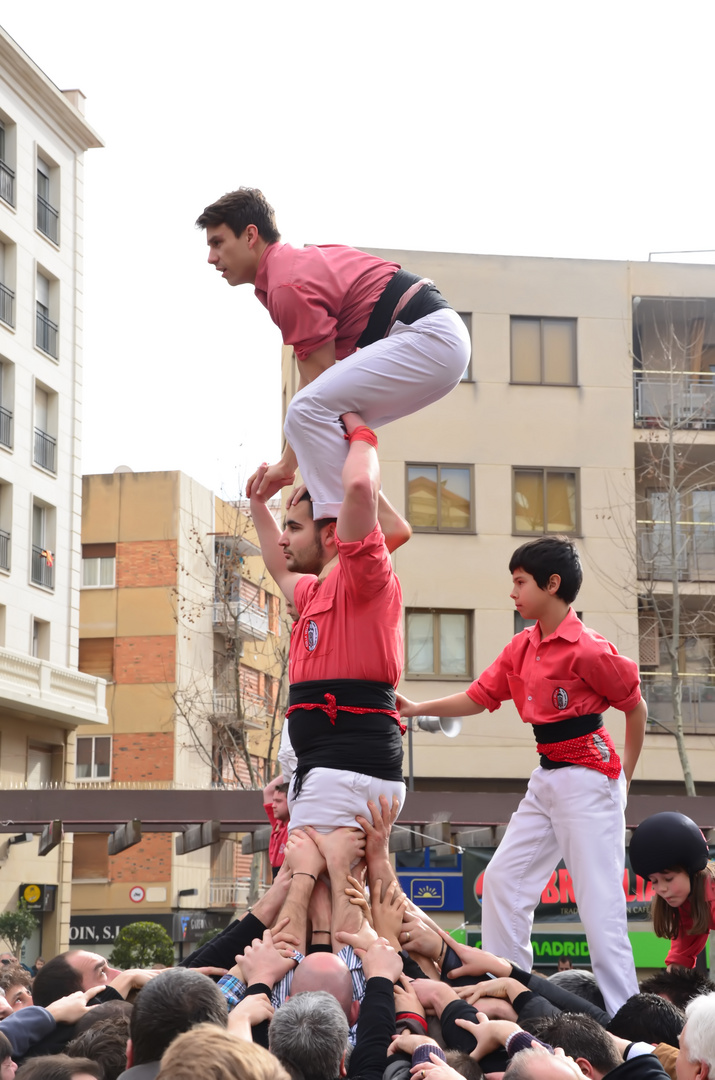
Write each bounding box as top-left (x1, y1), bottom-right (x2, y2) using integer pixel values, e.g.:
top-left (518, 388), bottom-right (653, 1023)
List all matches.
top-left (303, 619), bottom-right (319, 652)
top-left (552, 687), bottom-right (569, 710)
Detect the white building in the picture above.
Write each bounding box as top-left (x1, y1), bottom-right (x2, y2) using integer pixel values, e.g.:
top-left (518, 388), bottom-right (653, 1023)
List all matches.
top-left (0, 25), bottom-right (107, 958)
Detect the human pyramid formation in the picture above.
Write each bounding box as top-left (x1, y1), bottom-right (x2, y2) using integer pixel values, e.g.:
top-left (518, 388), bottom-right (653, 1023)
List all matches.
top-left (2, 189), bottom-right (714, 1080)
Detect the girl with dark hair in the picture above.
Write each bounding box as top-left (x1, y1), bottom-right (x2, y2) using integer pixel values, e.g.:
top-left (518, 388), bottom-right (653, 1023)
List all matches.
top-left (629, 811), bottom-right (715, 968)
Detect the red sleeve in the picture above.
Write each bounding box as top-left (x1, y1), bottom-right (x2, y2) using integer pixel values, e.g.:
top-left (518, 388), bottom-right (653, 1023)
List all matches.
top-left (335, 524), bottom-right (398, 605)
top-left (577, 647), bottom-right (642, 712)
top-left (665, 929), bottom-right (708, 968)
top-left (466, 641), bottom-right (515, 712)
top-left (264, 802), bottom-right (277, 828)
top-left (269, 285), bottom-right (337, 361)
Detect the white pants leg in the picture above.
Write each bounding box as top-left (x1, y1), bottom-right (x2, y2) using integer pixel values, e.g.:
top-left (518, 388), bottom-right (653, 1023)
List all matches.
top-left (284, 308), bottom-right (470, 518)
top-left (549, 767), bottom-right (638, 1015)
top-left (287, 767), bottom-right (406, 833)
top-left (481, 772), bottom-right (563, 972)
top-left (482, 766), bottom-right (638, 1015)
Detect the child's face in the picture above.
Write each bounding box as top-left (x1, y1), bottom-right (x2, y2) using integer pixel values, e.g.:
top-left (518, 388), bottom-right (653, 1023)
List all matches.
top-left (510, 567), bottom-right (552, 622)
top-left (649, 869), bottom-right (691, 908)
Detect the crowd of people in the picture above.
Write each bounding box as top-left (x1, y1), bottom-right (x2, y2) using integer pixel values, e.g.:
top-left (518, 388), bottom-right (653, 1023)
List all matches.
top-left (1, 798), bottom-right (715, 1080)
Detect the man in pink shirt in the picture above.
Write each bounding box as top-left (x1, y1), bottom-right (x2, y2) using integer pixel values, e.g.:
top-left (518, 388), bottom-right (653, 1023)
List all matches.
top-left (248, 411), bottom-right (406, 834)
top-left (197, 187), bottom-right (470, 518)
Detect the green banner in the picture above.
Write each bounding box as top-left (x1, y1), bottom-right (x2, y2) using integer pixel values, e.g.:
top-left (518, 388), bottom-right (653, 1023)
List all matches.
top-left (462, 930), bottom-right (694, 968)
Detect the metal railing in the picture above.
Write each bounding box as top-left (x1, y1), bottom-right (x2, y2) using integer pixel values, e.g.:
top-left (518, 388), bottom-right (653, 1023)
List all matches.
top-left (636, 523), bottom-right (715, 582)
top-left (0, 161), bottom-right (14, 206)
top-left (37, 195), bottom-right (58, 243)
top-left (212, 600), bottom-right (269, 639)
top-left (36, 309), bottom-right (58, 358)
top-left (0, 529), bottom-right (9, 571)
top-left (208, 878), bottom-right (252, 908)
top-left (642, 673), bottom-right (715, 735)
top-left (634, 370), bottom-right (715, 429)
top-left (34, 428), bottom-right (56, 472)
top-left (31, 545), bottom-right (54, 588)
top-left (0, 283), bottom-right (13, 327)
top-left (0, 405), bottom-right (11, 448)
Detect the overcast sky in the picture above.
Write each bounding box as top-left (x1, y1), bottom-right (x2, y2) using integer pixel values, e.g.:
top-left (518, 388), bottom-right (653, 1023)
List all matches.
top-left (4, 1), bottom-right (714, 497)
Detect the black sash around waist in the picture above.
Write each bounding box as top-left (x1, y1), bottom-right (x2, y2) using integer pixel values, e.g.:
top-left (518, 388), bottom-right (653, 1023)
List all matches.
top-left (288, 679), bottom-right (404, 797)
top-left (357, 268), bottom-right (450, 348)
top-left (535, 712), bottom-right (603, 770)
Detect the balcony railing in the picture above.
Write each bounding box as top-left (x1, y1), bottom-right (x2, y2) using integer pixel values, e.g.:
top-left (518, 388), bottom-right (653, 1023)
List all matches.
top-left (36, 310), bottom-right (58, 358)
top-left (0, 529), bottom-right (9, 571)
top-left (0, 160), bottom-right (14, 206)
top-left (637, 523), bottom-right (715, 582)
top-left (0, 283), bottom-right (13, 328)
top-left (34, 428), bottom-right (57, 472)
top-left (37, 195), bottom-right (58, 243)
top-left (31, 545), bottom-right (54, 588)
top-left (0, 405), bottom-right (11, 448)
top-left (642, 673), bottom-right (715, 735)
top-left (212, 600), bottom-right (269, 639)
top-left (211, 690), bottom-right (271, 727)
top-left (634, 370), bottom-right (715, 430)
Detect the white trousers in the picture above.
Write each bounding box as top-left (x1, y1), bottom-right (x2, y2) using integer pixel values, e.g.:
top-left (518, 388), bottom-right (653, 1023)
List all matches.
top-left (284, 308), bottom-right (471, 518)
top-left (287, 766), bottom-right (406, 834)
top-left (481, 765), bottom-right (638, 1016)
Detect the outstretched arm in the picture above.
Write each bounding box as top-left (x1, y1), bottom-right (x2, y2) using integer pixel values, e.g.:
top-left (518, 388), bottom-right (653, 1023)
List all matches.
top-left (397, 691), bottom-right (484, 720)
top-left (248, 465), bottom-right (307, 606)
top-left (337, 412), bottom-right (380, 543)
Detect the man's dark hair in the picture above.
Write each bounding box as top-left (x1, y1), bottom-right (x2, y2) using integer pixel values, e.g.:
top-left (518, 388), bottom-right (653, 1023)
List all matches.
top-left (296, 490), bottom-right (337, 533)
top-left (640, 967), bottom-right (715, 1010)
top-left (275, 782), bottom-right (290, 794)
top-left (547, 969), bottom-right (606, 1010)
top-left (607, 993), bottom-right (685, 1045)
top-left (0, 1032), bottom-right (12, 1062)
top-left (16, 1055), bottom-right (103, 1080)
top-left (269, 991), bottom-right (348, 1080)
top-left (67, 1016), bottom-right (131, 1080)
top-left (196, 187), bottom-right (281, 243)
top-left (535, 1014), bottom-right (620, 1073)
top-left (32, 954), bottom-right (82, 1007)
top-left (445, 1050), bottom-right (484, 1080)
top-left (509, 535), bottom-right (583, 604)
top-left (73, 999), bottom-right (133, 1035)
top-left (0, 967), bottom-right (32, 992)
top-left (129, 968), bottom-right (227, 1065)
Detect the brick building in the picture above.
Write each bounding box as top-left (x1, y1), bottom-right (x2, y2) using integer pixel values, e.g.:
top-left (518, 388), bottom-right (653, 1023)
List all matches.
top-left (73, 470), bottom-right (285, 957)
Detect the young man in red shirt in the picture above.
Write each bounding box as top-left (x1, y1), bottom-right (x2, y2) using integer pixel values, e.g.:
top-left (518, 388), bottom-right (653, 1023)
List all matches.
top-left (398, 535), bottom-right (648, 1016)
top-left (262, 774), bottom-right (290, 878)
top-left (249, 411), bottom-right (406, 833)
top-left (196, 187), bottom-right (470, 519)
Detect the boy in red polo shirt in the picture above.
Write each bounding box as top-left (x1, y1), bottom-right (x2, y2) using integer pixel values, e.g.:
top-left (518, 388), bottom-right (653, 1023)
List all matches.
top-left (398, 536), bottom-right (648, 1016)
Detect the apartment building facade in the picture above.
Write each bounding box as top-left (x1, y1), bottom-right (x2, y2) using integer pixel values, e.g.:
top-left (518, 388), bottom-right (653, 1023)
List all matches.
top-left (280, 252), bottom-right (715, 796)
top-left (75, 470), bottom-right (285, 957)
top-left (0, 27), bottom-right (107, 959)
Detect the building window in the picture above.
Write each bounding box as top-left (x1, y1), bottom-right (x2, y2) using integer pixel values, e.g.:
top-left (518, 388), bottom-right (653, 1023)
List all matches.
top-left (31, 618), bottom-right (50, 659)
top-left (76, 736), bottom-right (112, 780)
top-left (36, 155), bottom-right (59, 244)
top-left (36, 272), bottom-right (58, 358)
top-left (78, 638), bottom-right (114, 680)
top-left (0, 239), bottom-right (14, 329)
top-left (81, 556), bottom-right (115, 588)
top-left (511, 317), bottom-right (577, 385)
top-left (0, 480), bottom-right (10, 572)
top-left (405, 609), bottom-right (472, 680)
top-left (406, 464), bottom-right (474, 532)
top-left (0, 360), bottom-right (11, 449)
top-left (33, 383), bottom-right (57, 473)
top-left (72, 833), bottom-right (109, 878)
top-left (31, 500), bottom-right (55, 589)
top-left (0, 120), bottom-right (15, 207)
top-left (513, 468), bottom-right (579, 536)
top-left (458, 312), bottom-right (474, 382)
